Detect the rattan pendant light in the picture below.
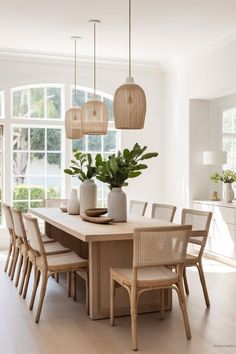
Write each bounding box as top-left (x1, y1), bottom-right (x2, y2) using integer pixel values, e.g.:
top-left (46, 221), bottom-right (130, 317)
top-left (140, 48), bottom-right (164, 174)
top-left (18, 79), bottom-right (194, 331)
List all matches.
top-left (113, 0), bottom-right (146, 129)
top-left (65, 36), bottom-right (84, 139)
top-left (81, 20), bottom-right (108, 135)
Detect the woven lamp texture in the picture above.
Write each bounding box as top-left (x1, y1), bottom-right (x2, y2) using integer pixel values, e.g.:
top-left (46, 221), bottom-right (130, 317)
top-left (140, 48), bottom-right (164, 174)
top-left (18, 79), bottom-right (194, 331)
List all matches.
top-left (114, 83), bottom-right (146, 129)
top-left (65, 107), bottom-right (84, 139)
top-left (81, 100), bottom-right (108, 135)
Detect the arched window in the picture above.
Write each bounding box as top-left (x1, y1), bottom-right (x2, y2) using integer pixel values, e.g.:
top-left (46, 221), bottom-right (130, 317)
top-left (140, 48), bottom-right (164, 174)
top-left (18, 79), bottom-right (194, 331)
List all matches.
top-left (8, 84), bottom-right (118, 213)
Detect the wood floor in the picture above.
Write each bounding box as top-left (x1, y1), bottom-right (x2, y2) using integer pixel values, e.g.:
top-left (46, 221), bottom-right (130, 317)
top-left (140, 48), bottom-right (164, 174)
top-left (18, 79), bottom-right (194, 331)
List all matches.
top-left (0, 251), bottom-right (236, 354)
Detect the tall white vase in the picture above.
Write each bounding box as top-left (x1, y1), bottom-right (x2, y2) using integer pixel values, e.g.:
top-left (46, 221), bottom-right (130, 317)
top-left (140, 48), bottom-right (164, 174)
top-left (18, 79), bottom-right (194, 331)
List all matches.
top-left (108, 187), bottom-right (127, 222)
top-left (80, 179), bottom-right (97, 215)
top-left (67, 188), bottom-right (80, 215)
top-left (223, 183), bottom-right (234, 203)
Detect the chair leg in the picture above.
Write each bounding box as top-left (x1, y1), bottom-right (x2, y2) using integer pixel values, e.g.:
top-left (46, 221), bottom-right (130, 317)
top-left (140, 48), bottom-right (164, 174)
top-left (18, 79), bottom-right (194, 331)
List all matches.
top-left (4, 243), bottom-right (12, 273)
top-left (110, 275), bottom-right (115, 326)
top-left (160, 289), bottom-right (165, 320)
top-left (197, 262), bottom-right (210, 307)
top-left (15, 254), bottom-right (23, 287)
top-left (35, 272), bottom-right (48, 323)
top-left (8, 246), bottom-right (16, 276)
top-left (29, 269), bottom-right (41, 310)
top-left (183, 267), bottom-right (189, 295)
top-left (176, 281), bottom-right (191, 340)
top-left (11, 247), bottom-right (19, 281)
top-left (56, 273), bottom-right (59, 283)
top-left (22, 261), bottom-right (33, 299)
top-left (130, 286), bottom-right (138, 351)
top-left (19, 257), bottom-right (28, 295)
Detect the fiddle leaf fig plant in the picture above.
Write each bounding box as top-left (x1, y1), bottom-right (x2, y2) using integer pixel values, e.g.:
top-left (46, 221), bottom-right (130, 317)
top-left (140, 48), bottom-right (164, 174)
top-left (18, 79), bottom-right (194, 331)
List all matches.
top-left (64, 151), bottom-right (97, 182)
top-left (96, 143), bottom-right (158, 190)
top-left (210, 169), bottom-right (236, 184)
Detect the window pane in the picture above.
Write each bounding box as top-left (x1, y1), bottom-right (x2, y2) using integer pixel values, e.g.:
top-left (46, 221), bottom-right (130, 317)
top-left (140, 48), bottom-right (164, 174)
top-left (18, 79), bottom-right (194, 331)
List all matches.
top-left (103, 131), bottom-right (117, 152)
top-left (88, 92), bottom-right (101, 101)
top-left (30, 201), bottom-right (44, 208)
top-left (72, 89), bottom-right (85, 107)
top-left (13, 152), bottom-right (29, 175)
top-left (30, 181), bottom-right (45, 200)
top-left (13, 179), bottom-right (29, 200)
top-left (13, 89), bottom-right (28, 117)
top-left (47, 177), bottom-right (61, 198)
top-left (47, 153), bottom-right (61, 174)
top-left (72, 137), bottom-right (86, 152)
top-left (88, 135), bottom-right (102, 151)
top-left (13, 201), bottom-right (29, 212)
top-left (30, 87), bottom-right (44, 118)
top-left (47, 128), bottom-right (61, 151)
top-left (13, 128), bottom-right (28, 150)
top-left (30, 128), bottom-right (45, 150)
top-left (103, 97), bottom-right (114, 121)
top-left (30, 153), bottom-right (45, 175)
top-left (47, 87), bottom-right (61, 119)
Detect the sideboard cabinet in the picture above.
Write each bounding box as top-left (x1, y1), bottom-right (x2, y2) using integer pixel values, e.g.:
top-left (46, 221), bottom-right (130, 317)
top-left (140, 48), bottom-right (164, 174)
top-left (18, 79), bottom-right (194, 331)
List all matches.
top-left (193, 200), bottom-right (236, 261)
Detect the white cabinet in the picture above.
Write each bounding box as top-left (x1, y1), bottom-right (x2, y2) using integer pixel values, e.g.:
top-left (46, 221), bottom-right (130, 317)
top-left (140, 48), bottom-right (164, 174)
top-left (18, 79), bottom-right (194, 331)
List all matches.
top-left (193, 201), bottom-right (236, 260)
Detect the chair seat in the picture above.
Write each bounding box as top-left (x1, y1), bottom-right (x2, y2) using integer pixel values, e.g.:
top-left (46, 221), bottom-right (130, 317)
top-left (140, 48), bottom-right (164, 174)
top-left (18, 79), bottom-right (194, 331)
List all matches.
top-left (111, 266), bottom-right (179, 288)
top-left (185, 254), bottom-right (198, 266)
top-left (41, 234), bottom-right (55, 243)
top-left (44, 242), bottom-right (70, 255)
top-left (42, 252), bottom-right (88, 272)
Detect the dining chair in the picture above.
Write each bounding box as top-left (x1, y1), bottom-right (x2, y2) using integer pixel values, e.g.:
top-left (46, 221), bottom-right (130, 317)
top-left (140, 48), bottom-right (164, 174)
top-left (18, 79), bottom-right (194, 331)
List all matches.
top-left (11, 207), bottom-right (71, 298)
top-left (110, 225), bottom-right (192, 351)
top-left (181, 208), bottom-right (212, 307)
top-left (23, 214), bottom-right (89, 323)
top-left (129, 200), bottom-right (147, 216)
top-left (2, 204), bottom-right (17, 278)
top-left (43, 199), bottom-right (68, 207)
top-left (151, 203), bottom-right (177, 222)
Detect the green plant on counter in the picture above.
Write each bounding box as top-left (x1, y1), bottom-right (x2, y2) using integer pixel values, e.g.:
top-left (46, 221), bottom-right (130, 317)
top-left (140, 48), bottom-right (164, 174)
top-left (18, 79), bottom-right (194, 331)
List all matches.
top-left (96, 143), bottom-right (159, 190)
top-left (64, 151), bottom-right (97, 182)
top-left (210, 169), bottom-right (236, 184)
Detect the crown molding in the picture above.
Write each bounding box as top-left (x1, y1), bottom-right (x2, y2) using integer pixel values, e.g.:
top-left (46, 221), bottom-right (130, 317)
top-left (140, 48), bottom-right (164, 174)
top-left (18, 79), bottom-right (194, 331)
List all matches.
top-left (0, 47), bottom-right (161, 71)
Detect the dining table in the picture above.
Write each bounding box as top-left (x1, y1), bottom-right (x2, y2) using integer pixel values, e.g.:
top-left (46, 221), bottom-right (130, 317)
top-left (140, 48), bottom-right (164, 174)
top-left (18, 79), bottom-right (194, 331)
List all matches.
top-left (29, 207), bottom-right (175, 320)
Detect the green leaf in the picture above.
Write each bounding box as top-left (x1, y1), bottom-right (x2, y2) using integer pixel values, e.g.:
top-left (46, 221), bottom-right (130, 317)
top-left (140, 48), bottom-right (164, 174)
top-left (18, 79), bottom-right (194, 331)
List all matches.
top-left (140, 152), bottom-right (159, 160)
top-left (64, 169), bottom-right (73, 175)
top-left (128, 171), bottom-right (142, 178)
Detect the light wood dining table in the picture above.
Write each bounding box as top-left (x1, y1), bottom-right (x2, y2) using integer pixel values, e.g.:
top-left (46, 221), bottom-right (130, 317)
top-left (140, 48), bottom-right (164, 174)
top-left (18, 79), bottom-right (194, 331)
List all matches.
top-left (29, 208), bottom-right (175, 320)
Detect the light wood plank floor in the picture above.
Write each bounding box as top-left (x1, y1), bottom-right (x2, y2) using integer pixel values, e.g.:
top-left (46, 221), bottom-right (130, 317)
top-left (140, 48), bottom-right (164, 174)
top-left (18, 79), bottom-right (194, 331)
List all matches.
top-left (0, 251), bottom-right (236, 354)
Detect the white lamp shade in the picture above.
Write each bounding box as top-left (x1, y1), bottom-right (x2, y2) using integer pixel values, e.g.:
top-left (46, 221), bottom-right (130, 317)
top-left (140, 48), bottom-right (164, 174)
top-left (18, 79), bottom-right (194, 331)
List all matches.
top-left (114, 83), bottom-right (146, 129)
top-left (81, 100), bottom-right (108, 135)
top-left (65, 107), bottom-right (83, 139)
top-left (203, 151), bottom-right (227, 165)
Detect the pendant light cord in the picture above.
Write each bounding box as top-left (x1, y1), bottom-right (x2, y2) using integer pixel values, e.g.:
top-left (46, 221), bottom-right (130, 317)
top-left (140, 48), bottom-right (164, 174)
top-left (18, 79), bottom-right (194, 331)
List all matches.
top-left (93, 22), bottom-right (96, 97)
top-left (74, 38), bottom-right (77, 104)
top-left (129, 0), bottom-right (131, 78)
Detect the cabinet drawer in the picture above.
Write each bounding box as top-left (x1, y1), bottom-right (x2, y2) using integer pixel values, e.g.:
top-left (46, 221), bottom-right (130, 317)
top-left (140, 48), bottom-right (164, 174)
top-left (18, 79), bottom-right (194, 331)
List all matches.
top-left (213, 206), bottom-right (235, 224)
top-left (193, 203), bottom-right (213, 212)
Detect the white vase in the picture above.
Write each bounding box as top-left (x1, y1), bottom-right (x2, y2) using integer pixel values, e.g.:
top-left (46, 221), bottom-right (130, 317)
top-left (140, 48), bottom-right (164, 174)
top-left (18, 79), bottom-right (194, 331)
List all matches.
top-left (108, 187), bottom-right (127, 222)
top-left (67, 189), bottom-right (80, 215)
top-left (80, 179), bottom-right (97, 215)
top-left (223, 183), bottom-right (234, 203)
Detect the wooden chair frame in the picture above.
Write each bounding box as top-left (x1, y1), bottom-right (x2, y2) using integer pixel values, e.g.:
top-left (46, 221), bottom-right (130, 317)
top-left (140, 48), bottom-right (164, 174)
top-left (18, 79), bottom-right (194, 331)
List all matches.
top-left (151, 203), bottom-right (177, 222)
top-left (110, 225), bottom-right (192, 351)
top-left (181, 208), bottom-right (212, 307)
top-left (129, 200), bottom-right (148, 216)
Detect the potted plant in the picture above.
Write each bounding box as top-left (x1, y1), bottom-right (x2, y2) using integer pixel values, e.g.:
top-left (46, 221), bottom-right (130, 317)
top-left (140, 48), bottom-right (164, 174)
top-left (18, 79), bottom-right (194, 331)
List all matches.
top-left (64, 151), bottom-right (98, 214)
top-left (210, 169), bottom-right (236, 203)
top-left (96, 143), bottom-right (158, 221)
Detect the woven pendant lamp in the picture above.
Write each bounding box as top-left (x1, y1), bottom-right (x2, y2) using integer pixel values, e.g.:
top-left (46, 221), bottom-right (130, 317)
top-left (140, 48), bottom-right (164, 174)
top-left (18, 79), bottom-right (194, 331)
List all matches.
top-left (65, 36), bottom-right (84, 139)
top-left (81, 20), bottom-right (108, 135)
top-left (113, 0), bottom-right (146, 129)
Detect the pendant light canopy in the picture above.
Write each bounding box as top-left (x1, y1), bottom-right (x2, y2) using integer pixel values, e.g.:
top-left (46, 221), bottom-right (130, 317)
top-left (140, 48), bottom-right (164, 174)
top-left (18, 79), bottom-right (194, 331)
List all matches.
top-left (81, 20), bottom-right (108, 135)
top-left (113, 0), bottom-right (146, 129)
top-left (65, 36), bottom-right (84, 139)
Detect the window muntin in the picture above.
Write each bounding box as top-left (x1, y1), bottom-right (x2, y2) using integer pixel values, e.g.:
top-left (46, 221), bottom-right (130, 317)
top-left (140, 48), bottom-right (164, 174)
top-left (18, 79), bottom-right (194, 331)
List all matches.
top-left (12, 126), bottom-right (63, 212)
top-left (12, 85), bottom-right (63, 119)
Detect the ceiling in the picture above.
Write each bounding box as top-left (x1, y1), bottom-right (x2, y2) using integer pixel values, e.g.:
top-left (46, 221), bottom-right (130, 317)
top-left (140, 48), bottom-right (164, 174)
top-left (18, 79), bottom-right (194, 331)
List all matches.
top-left (1, 0), bottom-right (236, 64)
